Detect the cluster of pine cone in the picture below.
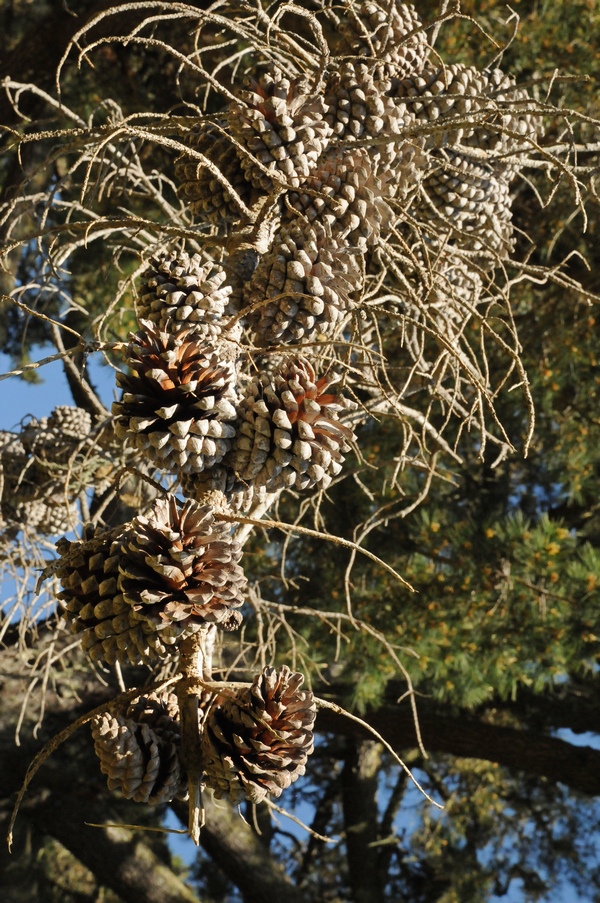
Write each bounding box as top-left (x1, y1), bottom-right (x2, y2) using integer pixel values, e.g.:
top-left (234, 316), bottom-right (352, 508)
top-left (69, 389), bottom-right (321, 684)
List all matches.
top-left (92, 668), bottom-right (316, 806)
top-left (46, 0), bottom-right (542, 817)
top-left (0, 407), bottom-right (113, 540)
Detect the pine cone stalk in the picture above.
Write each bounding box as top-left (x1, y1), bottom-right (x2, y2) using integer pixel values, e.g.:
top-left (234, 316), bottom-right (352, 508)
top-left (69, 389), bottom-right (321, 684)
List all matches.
top-left (176, 627), bottom-right (216, 845)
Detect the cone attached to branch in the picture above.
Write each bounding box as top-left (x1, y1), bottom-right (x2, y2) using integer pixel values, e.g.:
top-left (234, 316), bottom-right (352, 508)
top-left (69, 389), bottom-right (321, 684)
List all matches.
top-left (229, 66), bottom-right (332, 192)
top-left (244, 219), bottom-right (362, 344)
top-left (55, 496), bottom-right (246, 663)
top-left (117, 495), bottom-right (246, 639)
top-left (287, 145), bottom-right (393, 249)
top-left (391, 64), bottom-right (541, 156)
top-left (201, 665), bottom-right (316, 804)
top-left (137, 251), bottom-right (232, 339)
top-left (91, 692), bottom-right (187, 804)
top-left (229, 356), bottom-right (356, 492)
top-left (417, 149), bottom-right (514, 257)
top-left (55, 526), bottom-right (170, 665)
top-left (112, 321), bottom-right (237, 476)
top-left (175, 119), bottom-right (259, 227)
top-left (337, 1), bottom-right (429, 81)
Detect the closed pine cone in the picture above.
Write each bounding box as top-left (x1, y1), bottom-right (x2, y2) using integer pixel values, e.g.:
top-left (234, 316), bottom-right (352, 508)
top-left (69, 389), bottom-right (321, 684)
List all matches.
top-left (228, 66), bottom-right (332, 192)
top-left (92, 692), bottom-right (186, 805)
top-left (201, 665), bottom-right (316, 804)
top-left (244, 219), bottom-right (362, 345)
top-left (417, 149), bottom-right (514, 258)
top-left (117, 495), bottom-right (246, 638)
top-left (174, 119), bottom-right (259, 227)
top-left (287, 146), bottom-right (393, 249)
top-left (137, 250), bottom-right (232, 339)
top-left (229, 356), bottom-right (357, 492)
top-left (391, 64), bottom-right (541, 158)
top-left (337, 1), bottom-right (429, 81)
top-left (112, 321), bottom-right (237, 476)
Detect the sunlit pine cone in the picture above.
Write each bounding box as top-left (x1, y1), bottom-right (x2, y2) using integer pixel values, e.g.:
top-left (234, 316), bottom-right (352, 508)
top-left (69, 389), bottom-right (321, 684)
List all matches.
top-left (417, 149), bottom-right (514, 258)
top-left (287, 146), bottom-right (393, 249)
top-left (244, 219), bottom-right (362, 345)
top-left (112, 322), bottom-right (237, 476)
top-left (91, 692), bottom-right (186, 804)
top-left (174, 119), bottom-right (260, 227)
top-left (325, 62), bottom-right (417, 172)
top-left (228, 66), bottom-right (332, 192)
top-left (201, 665), bottom-right (316, 804)
top-left (228, 356), bottom-right (357, 493)
top-left (391, 64), bottom-right (541, 158)
top-left (137, 250), bottom-right (232, 339)
top-left (338, 1), bottom-right (429, 81)
top-left (55, 527), bottom-right (171, 666)
top-left (117, 495), bottom-right (246, 638)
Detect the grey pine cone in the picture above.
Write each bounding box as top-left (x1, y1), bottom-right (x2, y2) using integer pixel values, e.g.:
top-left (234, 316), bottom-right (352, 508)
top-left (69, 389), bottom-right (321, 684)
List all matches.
top-left (92, 692), bottom-right (186, 804)
top-left (137, 250), bottom-right (232, 339)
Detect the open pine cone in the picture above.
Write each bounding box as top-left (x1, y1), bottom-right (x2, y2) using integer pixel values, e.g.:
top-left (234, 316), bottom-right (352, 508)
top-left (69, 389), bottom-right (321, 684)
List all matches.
top-left (112, 321), bottom-right (237, 476)
top-left (201, 665), bottom-right (316, 804)
top-left (117, 495), bottom-right (246, 638)
top-left (229, 356), bottom-right (356, 492)
top-left (55, 527), bottom-right (171, 665)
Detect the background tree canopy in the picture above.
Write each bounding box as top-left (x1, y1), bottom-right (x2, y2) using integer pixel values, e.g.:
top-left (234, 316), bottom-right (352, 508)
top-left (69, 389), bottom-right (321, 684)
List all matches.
top-left (1, 1), bottom-right (599, 902)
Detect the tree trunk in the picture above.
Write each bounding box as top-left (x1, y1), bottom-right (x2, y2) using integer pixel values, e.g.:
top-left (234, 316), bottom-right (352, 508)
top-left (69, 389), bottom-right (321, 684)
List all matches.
top-left (172, 794), bottom-right (312, 903)
top-left (341, 737), bottom-right (385, 903)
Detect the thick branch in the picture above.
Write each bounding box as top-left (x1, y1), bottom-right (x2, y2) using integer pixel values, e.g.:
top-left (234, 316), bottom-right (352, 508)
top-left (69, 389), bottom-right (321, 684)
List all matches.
top-left (172, 794), bottom-right (312, 903)
top-left (33, 792), bottom-right (199, 903)
top-left (317, 696), bottom-right (600, 796)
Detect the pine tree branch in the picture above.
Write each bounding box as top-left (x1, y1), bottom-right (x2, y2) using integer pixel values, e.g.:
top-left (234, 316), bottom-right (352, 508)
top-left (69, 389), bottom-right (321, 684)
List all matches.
top-left (317, 689), bottom-right (600, 796)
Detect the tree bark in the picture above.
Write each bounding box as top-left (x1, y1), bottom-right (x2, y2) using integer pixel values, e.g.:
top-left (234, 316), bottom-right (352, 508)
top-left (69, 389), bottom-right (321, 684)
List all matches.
top-left (172, 794), bottom-right (312, 903)
top-left (34, 792), bottom-right (199, 903)
top-left (341, 737), bottom-right (385, 903)
top-left (317, 695), bottom-right (600, 796)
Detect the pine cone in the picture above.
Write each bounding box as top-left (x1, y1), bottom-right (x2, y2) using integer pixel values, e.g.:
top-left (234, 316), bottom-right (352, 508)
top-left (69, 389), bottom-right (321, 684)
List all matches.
top-left (174, 120), bottom-right (259, 227)
top-left (417, 149), bottom-right (514, 257)
top-left (55, 527), bottom-right (170, 666)
top-left (244, 219), bottom-right (362, 345)
top-left (117, 495), bottom-right (246, 637)
top-left (112, 321), bottom-right (237, 476)
top-left (391, 64), bottom-right (541, 157)
top-left (201, 665), bottom-right (316, 804)
top-left (19, 494), bottom-right (79, 536)
top-left (229, 66), bottom-right (332, 192)
top-left (324, 61), bottom-right (426, 195)
top-left (229, 356), bottom-right (356, 492)
top-left (338, 1), bottom-right (429, 81)
top-left (137, 250), bottom-right (232, 339)
top-left (287, 146), bottom-right (393, 249)
top-left (92, 692), bottom-right (186, 804)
